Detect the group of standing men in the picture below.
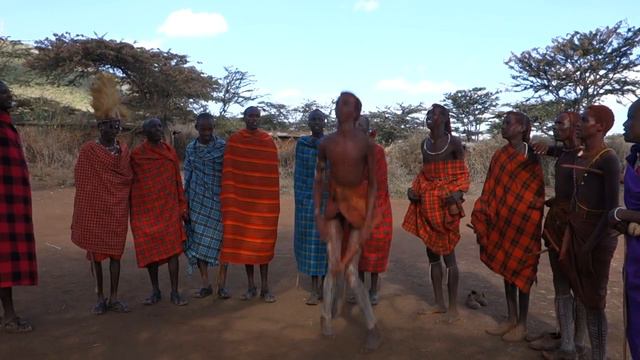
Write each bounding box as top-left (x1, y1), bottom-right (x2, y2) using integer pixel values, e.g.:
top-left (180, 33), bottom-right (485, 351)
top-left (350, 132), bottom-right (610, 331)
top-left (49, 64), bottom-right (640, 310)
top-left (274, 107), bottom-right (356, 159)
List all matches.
top-left (0, 75), bottom-right (638, 358)
top-left (70, 73), bottom-right (282, 312)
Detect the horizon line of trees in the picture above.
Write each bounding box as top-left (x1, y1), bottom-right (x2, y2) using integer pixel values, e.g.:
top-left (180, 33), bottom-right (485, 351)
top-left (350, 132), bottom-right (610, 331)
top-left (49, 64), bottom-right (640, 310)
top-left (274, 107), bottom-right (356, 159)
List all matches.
top-left (1, 20), bottom-right (639, 145)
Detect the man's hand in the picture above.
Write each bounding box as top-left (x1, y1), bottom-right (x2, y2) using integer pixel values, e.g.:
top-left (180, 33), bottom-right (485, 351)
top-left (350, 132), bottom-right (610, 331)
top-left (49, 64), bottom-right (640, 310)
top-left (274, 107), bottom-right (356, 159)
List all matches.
top-left (628, 222), bottom-right (640, 237)
top-left (360, 220), bottom-right (373, 245)
top-left (444, 191), bottom-right (463, 205)
top-left (407, 188), bottom-right (421, 203)
top-left (531, 142), bottom-right (549, 155)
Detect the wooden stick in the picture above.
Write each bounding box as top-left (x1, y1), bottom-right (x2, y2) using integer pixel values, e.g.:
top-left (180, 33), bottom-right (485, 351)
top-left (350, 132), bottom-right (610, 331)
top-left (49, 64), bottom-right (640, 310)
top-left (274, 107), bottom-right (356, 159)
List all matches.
top-left (560, 164), bottom-right (604, 175)
top-left (542, 228), bottom-right (560, 252)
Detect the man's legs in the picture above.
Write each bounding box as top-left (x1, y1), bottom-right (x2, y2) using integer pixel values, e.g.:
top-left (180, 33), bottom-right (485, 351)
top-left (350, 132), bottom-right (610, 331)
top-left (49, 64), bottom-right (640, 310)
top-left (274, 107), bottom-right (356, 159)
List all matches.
top-left (369, 272), bottom-right (379, 305)
top-left (104, 258), bottom-right (129, 312)
top-left (197, 259), bottom-right (210, 290)
top-left (259, 264), bottom-right (276, 302)
top-left (0, 287), bottom-right (16, 321)
top-left (307, 276), bottom-right (321, 305)
top-left (321, 219), bottom-right (342, 336)
top-left (542, 249), bottom-right (577, 358)
top-left (242, 265), bottom-right (257, 300)
top-left (345, 228), bottom-right (381, 351)
top-left (426, 248), bottom-right (447, 314)
top-left (168, 254), bottom-right (187, 305)
top-left (443, 252), bottom-right (459, 323)
top-left (586, 307), bottom-right (607, 360)
top-left (109, 259), bottom-right (121, 301)
top-left (92, 260), bottom-right (107, 314)
top-left (144, 262), bottom-right (161, 305)
top-left (0, 287), bottom-right (32, 332)
top-left (486, 280), bottom-right (518, 336)
top-left (217, 263), bottom-right (231, 299)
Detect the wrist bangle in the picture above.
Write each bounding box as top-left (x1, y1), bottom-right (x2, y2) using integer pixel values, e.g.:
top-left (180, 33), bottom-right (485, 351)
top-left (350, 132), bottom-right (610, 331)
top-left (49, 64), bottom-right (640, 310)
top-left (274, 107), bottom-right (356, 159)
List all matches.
top-left (613, 207), bottom-right (623, 222)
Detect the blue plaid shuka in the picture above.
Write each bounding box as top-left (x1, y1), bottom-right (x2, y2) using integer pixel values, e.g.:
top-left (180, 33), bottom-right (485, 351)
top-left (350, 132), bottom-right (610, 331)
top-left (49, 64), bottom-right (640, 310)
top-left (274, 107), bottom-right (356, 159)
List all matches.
top-left (294, 135), bottom-right (327, 276)
top-left (183, 137), bottom-right (225, 267)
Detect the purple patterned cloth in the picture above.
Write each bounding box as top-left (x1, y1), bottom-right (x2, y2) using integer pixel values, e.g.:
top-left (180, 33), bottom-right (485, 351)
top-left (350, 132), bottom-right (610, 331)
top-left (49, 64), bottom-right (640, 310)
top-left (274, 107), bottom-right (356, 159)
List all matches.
top-left (623, 144), bottom-right (640, 359)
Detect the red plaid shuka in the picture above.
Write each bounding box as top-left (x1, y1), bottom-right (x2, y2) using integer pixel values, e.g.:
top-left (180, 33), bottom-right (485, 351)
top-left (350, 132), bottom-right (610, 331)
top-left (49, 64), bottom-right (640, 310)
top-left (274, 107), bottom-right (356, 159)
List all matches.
top-left (0, 112), bottom-right (37, 287)
top-left (71, 141), bottom-right (132, 259)
top-left (471, 144), bottom-right (544, 293)
top-left (130, 141), bottom-right (186, 268)
top-left (359, 144), bottom-right (393, 273)
top-left (402, 160), bottom-right (470, 255)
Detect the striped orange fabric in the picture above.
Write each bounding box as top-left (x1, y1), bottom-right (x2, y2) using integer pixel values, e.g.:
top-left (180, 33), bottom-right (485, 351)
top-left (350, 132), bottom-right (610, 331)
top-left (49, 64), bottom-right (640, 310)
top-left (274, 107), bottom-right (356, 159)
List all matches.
top-left (219, 129), bottom-right (280, 265)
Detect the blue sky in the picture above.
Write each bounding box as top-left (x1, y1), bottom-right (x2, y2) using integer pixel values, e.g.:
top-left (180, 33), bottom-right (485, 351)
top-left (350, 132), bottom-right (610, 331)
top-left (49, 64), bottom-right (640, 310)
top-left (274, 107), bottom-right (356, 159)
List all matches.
top-left (3, 0), bottom-right (640, 133)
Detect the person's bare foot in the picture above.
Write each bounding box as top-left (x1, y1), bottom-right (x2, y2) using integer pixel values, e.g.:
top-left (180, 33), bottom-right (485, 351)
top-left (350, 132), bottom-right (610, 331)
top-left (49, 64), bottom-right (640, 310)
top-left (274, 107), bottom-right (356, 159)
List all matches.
top-left (445, 309), bottom-right (460, 324)
top-left (502, 323), bottom-right (527, 342)
top-left (485, 320), bottom-right (516, 336)
top-left (363, 325), bottom-right (382, 352)
top-left (321, 316), bottom-right (333, 337)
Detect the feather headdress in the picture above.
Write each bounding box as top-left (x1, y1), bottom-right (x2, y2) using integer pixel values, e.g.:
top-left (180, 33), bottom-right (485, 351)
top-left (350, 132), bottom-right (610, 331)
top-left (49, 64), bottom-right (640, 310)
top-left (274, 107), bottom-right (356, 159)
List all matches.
top-left (90, 73), bottom-right (129, 121)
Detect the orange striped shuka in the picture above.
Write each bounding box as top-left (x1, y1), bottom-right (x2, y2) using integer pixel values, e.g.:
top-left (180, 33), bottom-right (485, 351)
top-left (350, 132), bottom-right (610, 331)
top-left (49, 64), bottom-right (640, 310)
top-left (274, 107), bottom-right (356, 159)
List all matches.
top-left (130, 141), bottom-right (187, 268)
top-left (471, 144), bottom-right (545, 293)
top-left (219, 129), bottom-right (280, 265)
top-left (402, 159), bottom-right (470, 255)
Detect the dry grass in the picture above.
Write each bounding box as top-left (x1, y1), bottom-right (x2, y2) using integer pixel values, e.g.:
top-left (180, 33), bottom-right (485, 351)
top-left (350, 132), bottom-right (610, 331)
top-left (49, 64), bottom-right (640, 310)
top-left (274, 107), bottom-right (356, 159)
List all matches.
top-left (17, 124), bottom-right (631, 197)
top-left (18, 126), bottom-right (95, 188)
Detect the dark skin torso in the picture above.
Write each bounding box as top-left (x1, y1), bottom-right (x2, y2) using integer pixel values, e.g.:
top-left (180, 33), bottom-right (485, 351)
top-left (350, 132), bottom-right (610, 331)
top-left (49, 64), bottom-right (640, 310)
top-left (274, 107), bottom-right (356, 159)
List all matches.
top-left (552, 148), bottom-right (579, 202)
top-left (318, 130), bottom-right (372, 187)
top-left (408, 135), bottom-right (464, 203)
top-left (573, 151), bottom-right (619, 212)
top-left (421, 135), bottom-right (464, 163)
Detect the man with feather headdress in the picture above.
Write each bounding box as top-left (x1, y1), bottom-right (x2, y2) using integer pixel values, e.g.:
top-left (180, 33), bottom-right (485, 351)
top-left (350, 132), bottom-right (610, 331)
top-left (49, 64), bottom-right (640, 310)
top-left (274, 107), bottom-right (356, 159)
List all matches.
top-left (71, 73), bottom-right (133, 314)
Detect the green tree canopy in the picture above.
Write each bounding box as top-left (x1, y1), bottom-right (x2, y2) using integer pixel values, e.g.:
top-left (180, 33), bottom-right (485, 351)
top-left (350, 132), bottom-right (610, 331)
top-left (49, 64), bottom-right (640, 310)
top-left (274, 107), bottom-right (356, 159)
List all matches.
top-left (505, 21), bottom-right (640, 111)
top-left (26, 33), bottom-right (218, 123)
top-left (442, 87), bottom-right (500, 142)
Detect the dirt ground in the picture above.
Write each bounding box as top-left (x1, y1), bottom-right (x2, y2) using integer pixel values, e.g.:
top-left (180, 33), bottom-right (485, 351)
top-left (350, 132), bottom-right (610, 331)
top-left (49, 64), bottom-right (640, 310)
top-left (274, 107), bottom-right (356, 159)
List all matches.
top-left (1, 188), bottom-right (627, 360)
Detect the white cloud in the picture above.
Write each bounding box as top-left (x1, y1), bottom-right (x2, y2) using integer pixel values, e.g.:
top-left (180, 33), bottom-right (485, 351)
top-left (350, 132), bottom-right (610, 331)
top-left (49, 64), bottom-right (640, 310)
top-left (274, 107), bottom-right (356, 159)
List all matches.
top-left (353, 0), bottom-right (379, 12)
top-left (158, 9), bottom-right (228, 38)
top-left (375, 77), bottom-right (457, 95)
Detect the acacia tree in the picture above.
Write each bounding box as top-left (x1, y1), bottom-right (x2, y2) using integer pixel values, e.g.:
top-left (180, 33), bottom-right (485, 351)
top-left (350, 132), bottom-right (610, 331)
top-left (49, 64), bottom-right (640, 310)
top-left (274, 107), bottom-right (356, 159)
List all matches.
top-left (367, 103), bottom-right (426, 146)
top-left (506, 21), bottom-right (640, 112)
top-left (508, 100), bottom-right (568, 137)
top-left (258, 101), bottom-right (292, 130)
top-left (213, 66), bottom-right (261, 118)
top-left (0, 37), bottom-right (32, 82)
top-left (26, 33), bottom-right (217, 123)
top-left (442, 87), bottom-right (500, 142)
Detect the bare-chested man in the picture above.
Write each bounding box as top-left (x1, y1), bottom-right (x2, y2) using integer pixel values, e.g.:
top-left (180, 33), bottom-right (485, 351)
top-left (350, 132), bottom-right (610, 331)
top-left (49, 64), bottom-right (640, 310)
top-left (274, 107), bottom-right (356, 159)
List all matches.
top-left (531, 112), bottom-right (589, 359)
top-left (314, 91), bottom-right (381, 351)
top-left (560, 105), bottom-right (620, 360)
top-left (402, 104), bottom-right (469, 323)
